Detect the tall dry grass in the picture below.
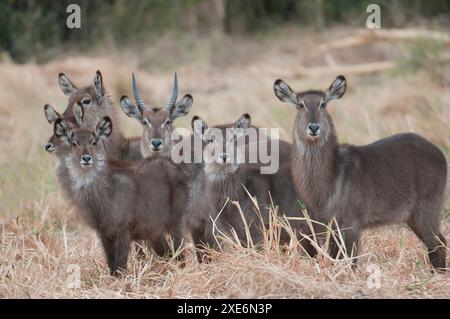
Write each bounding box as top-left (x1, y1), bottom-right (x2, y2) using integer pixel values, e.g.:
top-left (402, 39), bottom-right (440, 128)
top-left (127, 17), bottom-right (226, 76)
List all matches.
top-left (0, 28), bottom-right (449, 298)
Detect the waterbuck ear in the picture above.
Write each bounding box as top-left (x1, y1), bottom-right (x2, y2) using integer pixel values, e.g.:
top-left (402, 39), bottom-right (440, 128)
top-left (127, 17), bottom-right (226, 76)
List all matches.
top-left (120, 95), bottom-right (143, 122)
top-left (233, 113), bottom-right (251, 138)
top-left (73, 103), bottom-right (84, 127)
top-left (58, 73), bottom-right (77, 96)
top-left (325, 75), bottom-right (346, 102)
top-left (44, 104), bottom-right (62, 123)
top-left (192, 115), bottom-right (208, 139)
top-left (54, 118), bottom-right (73, 146)
top-left (93, 70), bottom-right (105, 101)
top-left (171, 94), bottom-right (193, 120)
top-left (95, 117), bottom-right (112, 142)
top-left (274, 79), bottom-right (297, 106)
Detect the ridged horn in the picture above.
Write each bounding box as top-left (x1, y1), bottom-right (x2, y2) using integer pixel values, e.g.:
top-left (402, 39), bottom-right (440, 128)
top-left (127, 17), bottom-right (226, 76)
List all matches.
top-left (132, 72), bottom-right (145, 112)
top-left (166, 72), bottom-right (178, 113)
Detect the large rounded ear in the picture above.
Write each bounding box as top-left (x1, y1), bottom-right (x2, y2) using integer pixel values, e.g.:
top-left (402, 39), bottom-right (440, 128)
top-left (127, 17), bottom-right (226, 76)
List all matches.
top-left (58, 73), bottom-right (77, 96)
top-left (93, 70), bottom-right (105, 101)
top-left (171, 94), bottom-right (193, 120)
top-left (120, 95), bottom-right (143, 122)
top-left (44, 104), bottom-right (62, 123)
top-left (233, 113), bottom-right (251, 138)
top-left (325, 75), bottom-right (346, 102)
top-left (192, 115), bottom-right (208, 139)
top-left (54, 118), bottom-right (73, 146)
top-left (73, 103), bottom-right (84, 127)
top-left (274, 79), bottom-right (297, 106)
top-left (95, 117), bottom-right (112, 142)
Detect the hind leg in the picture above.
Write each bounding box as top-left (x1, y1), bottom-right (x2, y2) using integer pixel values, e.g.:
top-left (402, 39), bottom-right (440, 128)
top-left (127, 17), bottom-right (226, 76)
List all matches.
top-left (408, 216), bottom-right (446, 271)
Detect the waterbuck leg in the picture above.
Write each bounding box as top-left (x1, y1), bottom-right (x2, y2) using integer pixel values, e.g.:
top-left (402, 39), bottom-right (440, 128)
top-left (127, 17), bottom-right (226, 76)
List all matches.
top-left (99, 233), bottom-right (120, 276)
top-left (135, 240), bottom-right (148, 258)
top-left (329, 225), bottom-right (360, 264)
top-left (99, 232), bottom-right (131, 276)
top-left (191, 222), bottom-right (219, 263)
top-left (114, 233), bottom-right (131, 275)
top-left (408, 217), bottom-right (447, 271)
top-left (167, 225), bottom-right (186, 265)
top-left (150, 237), bottom-right (170, 257)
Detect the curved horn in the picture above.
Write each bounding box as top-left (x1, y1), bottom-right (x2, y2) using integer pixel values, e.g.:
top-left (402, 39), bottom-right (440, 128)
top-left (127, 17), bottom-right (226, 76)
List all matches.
top-left (167, 72), bottom-right (178, 113)
top-left (132, 72), bottom-right (145, 112)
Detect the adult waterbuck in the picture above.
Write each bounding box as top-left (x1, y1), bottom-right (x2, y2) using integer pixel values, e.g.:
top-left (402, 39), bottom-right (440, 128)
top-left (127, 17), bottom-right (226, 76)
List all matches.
top-left (120, 73), bottom-right (193, 158)
top-left (273, 75), bottom-right (447, 271)
top-left (52, 116), bottom-right (188, 275)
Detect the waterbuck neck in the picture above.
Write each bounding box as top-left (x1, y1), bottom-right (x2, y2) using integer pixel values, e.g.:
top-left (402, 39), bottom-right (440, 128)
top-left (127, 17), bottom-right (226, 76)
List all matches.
top-left (206, 170), bottom-right (244, 206)
top-left (64, 155), bottom-right (113, 227)
top-left (293, 124), bottom-right (339, 212)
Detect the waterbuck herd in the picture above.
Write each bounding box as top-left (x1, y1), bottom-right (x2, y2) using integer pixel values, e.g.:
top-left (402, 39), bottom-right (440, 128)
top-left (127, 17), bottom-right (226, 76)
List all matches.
top-left (43, 71), bottom-right (447, 275)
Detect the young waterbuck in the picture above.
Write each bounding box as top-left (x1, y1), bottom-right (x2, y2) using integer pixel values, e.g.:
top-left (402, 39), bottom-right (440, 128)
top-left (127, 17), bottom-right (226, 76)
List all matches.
top-left (190, 114), bottom-right (309, 257)
top-left (52, 116), bottom-right (188, 275)
top-left (51, 70), bottom-right (141, 160)
top-left (274, 75), bottom-right (448, 270)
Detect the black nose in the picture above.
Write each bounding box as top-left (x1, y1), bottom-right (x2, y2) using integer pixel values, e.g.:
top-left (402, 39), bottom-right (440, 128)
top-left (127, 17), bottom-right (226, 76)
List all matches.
top-left (44, 143), bottom-right (53, 152)
top-left (307, 123), bottom-right (320, 133)
top-left (151, 139), bottom-right (163, 148)
top-left (219, 153), bottom-right (229, 162)
top-left (81, 154), bottom-right (92, 163)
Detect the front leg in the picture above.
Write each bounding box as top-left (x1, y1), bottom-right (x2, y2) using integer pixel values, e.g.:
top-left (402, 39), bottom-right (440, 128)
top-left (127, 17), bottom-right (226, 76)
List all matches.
top-left (99, 232), bottom-right (131, 276)
top-left (329, 224), bottom-right (361, 264)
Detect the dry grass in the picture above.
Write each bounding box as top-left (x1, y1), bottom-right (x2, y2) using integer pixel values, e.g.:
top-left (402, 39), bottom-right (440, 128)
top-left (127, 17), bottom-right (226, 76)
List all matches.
top-left (0, 28), bottom-right (449, 298)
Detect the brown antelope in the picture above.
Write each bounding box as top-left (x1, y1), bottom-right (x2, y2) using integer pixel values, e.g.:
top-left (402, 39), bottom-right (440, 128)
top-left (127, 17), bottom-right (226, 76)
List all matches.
top-left (274, 75), bottom-right (448, 271)
top-left (120, 73), bottom-right (193, 158)
top-left (52, 116), bottom-right (188, 275)
top-left (44, 70), bottom-right (141, 160)
top-left (190, 114), bottom-right (310, 259)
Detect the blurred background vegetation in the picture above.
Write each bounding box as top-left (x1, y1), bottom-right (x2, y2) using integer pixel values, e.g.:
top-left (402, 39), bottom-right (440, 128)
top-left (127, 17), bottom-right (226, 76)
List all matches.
top-left (1, 0), bottom-right (450, 63)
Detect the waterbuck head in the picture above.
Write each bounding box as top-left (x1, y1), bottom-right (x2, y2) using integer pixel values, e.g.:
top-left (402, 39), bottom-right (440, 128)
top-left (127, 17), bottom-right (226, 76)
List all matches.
top-left (274, 76), bottom-right (346, 145)
top-left (43, 103), bottom-right (85, 156)
top-left (53, 117), bottom-right (112, 177)
top-left (120, 73), bottom-right (193, 158)
top-left (58, 70), bottom-right (111, 129)
top-left (192, 114), bottom-right (251, 178)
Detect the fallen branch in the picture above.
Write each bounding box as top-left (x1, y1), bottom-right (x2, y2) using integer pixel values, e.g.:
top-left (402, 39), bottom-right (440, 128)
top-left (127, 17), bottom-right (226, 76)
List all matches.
top-left (296, 54), bottom-right (450, 77)
top-left (318, 28), bottom-right (450, 53)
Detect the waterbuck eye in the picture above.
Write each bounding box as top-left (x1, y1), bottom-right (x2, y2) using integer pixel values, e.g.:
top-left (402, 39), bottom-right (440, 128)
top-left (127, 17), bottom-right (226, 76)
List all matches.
top-left (92, 140), bottom-right (97, 146)
top-left (142, 119), bottom-right (150, 126)
top-left (71, 142), bottom-right (77, 148)
top-left (298, 101), bottom-right (305, 109)
top-left (82, 98), bottom-right (91, 105)
top-left (319, 102), bottom-right (326, 109)
top-left (164, 119), bottom-right (171, 127)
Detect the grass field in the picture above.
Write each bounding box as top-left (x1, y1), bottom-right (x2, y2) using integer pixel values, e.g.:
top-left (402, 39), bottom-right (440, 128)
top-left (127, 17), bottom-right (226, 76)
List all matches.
top-left (0, 28), bottom-right (449, 298)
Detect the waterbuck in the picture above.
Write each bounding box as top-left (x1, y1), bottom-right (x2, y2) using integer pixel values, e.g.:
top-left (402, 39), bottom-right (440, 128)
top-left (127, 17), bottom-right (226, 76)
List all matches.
top-left (190, 114), bottom-right (310, 257)
top-left (46, 70), bottom-right (141, 160)
top-left (120, 73), bottom-right (193, 158)
top-left (52, 116), bottom-right (188, 275)
top-left (273, 75), bottom-right (448, 270)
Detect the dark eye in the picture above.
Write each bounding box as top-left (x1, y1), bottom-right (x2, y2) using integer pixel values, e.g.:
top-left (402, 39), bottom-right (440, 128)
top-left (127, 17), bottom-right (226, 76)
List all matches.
top-left (82, 98), bottom-right (91, 105)
top-left (207, 136), bottom-right (215, 144)
top-left (142, 119), bottom-right (149, 126)
top-left (320, 102), bottom-right (326, 109)
top-left (165, 120), bottom-right (171, 127)
top-left (92, 140), bottom-right (97, 146)
top-left (71, 142), bottom-right (77, 148)
top-left (298, 102), bottom-right (305, 109)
